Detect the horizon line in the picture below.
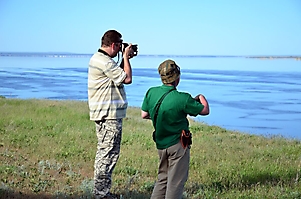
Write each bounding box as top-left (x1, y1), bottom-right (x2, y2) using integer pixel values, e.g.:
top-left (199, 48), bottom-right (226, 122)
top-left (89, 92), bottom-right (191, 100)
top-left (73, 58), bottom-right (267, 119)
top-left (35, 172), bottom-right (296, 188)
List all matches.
top-left (0, 51), bottom-right (301, 58)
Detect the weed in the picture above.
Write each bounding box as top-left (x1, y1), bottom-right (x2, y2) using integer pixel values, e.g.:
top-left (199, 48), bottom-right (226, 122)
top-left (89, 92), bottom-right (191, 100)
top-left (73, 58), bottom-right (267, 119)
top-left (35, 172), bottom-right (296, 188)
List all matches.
top-left (0, 98), bottom-right (300, 198)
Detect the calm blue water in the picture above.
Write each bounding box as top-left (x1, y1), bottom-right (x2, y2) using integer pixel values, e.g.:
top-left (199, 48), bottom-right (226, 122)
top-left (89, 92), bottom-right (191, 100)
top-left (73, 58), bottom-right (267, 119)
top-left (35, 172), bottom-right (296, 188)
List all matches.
top-left (1, 55), bottom-right (301, 140)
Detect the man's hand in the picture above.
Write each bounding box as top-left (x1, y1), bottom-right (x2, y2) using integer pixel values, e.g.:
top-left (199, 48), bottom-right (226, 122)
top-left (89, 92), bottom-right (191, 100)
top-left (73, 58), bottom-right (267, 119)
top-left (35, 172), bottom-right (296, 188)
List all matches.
top-left (194, 94), bottom-right (210, 115)
top-left (123, 43), bottom-right (135, 59)
top-left (141, 110), bottom-right (151, 119)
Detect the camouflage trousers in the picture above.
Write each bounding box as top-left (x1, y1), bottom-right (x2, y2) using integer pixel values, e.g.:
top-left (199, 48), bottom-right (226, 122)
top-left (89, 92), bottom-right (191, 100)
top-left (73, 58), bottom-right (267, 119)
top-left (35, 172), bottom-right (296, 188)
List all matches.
top-left (94, 119), bottom-right (122, 198)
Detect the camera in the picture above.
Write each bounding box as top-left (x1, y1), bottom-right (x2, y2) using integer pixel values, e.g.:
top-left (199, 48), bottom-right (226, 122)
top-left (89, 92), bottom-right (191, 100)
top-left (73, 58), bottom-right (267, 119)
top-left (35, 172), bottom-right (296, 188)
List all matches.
top-left (122, 43), bottom-right (138, 56)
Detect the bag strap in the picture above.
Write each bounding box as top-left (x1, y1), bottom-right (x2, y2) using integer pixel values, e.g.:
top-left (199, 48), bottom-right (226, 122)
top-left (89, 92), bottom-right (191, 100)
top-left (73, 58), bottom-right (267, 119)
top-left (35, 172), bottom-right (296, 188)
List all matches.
top-left (153, 88), bottom-right (175, 129)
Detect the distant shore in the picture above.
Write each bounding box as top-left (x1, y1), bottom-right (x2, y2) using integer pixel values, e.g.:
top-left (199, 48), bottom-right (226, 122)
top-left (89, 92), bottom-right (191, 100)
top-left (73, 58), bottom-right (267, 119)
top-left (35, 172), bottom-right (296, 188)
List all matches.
top-left (246, 56), bottom-right (301, 60)
top-left (0, 52), bottom-right (301, 60)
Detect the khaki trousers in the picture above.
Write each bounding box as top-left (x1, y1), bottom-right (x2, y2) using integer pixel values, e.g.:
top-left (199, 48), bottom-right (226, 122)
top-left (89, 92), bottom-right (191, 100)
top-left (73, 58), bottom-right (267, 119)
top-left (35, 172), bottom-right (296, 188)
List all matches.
top-left (151, 141), bottom-right (190, 199)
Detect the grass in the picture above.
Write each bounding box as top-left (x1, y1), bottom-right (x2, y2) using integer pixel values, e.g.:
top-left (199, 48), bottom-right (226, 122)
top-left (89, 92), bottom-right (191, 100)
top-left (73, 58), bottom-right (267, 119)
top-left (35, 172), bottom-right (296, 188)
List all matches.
top-left (0, 98), bottom-right (300, 199)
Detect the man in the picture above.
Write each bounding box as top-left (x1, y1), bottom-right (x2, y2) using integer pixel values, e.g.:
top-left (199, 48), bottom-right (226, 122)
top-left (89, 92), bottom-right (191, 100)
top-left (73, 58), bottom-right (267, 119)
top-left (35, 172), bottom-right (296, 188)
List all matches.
top-left (141, 59), bottom-right (210, 199)
top-left (88, 29), bottom-right (135, 199)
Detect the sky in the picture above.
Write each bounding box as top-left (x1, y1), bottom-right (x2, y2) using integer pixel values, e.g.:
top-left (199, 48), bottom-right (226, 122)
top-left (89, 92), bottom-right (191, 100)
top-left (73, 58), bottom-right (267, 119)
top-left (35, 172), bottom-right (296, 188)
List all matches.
top-left (0, 0), bottom-right (301, 56)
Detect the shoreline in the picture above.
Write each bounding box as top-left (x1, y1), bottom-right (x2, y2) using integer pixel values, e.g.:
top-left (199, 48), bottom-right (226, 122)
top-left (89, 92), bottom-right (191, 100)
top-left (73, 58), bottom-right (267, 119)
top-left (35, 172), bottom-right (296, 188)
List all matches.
top-left (0, 52), bottom-right (301, 60)
top-left (1, 97), bottom-right (300, 141)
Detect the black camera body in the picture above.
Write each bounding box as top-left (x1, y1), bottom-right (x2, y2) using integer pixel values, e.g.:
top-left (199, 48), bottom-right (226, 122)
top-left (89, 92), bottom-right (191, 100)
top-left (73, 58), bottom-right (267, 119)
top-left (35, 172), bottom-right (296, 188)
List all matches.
top-left (122, 43), bottom-right (138, 56)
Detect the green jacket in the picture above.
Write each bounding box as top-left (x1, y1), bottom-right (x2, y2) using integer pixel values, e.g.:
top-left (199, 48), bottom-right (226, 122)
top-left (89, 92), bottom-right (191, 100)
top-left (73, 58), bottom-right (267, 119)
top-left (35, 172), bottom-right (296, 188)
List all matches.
top-left (142, 85), bottom-right (204, 149)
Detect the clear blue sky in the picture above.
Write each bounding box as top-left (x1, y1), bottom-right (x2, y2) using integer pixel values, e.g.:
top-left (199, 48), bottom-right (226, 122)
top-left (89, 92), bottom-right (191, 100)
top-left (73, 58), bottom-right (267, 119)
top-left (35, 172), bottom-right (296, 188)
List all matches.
top-left (1, 0), bottom-right (300, 56)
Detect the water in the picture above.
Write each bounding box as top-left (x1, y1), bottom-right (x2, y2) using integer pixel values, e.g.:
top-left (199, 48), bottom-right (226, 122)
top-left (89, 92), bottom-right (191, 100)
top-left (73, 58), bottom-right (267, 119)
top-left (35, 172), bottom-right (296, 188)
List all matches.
top-left (1, 55), bottom-right (301, 140)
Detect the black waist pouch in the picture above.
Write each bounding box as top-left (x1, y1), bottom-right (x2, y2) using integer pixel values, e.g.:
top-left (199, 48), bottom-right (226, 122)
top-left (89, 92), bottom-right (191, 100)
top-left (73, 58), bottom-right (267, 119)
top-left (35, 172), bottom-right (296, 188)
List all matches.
top-left (180, 130), bottom-right (192, 149)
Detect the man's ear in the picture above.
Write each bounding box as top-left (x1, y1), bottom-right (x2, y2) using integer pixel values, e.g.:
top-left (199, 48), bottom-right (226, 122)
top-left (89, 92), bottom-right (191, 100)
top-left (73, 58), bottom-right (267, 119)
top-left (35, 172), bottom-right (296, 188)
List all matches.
top-left (111, 43), bottom-right (116, 50)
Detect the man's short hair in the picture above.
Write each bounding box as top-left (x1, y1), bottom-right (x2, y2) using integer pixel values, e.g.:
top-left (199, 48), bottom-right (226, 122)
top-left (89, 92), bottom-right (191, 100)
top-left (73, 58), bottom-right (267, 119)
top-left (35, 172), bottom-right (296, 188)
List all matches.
top-left (101, 30), bottom-right (123, 47)
top-left (158, 59), bottom-right (181, 84)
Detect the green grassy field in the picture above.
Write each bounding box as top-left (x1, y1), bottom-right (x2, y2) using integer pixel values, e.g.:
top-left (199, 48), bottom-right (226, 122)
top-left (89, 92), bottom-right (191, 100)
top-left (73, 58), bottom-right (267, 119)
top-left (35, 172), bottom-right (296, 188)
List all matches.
top-left (0, 98), bottom-right (300, 199)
